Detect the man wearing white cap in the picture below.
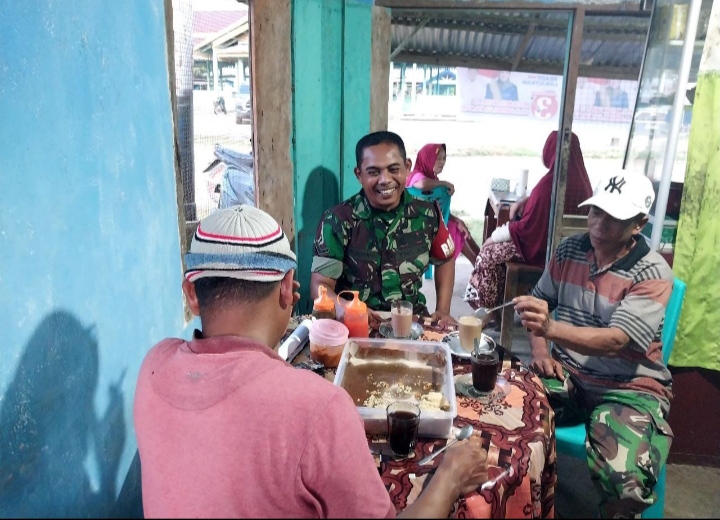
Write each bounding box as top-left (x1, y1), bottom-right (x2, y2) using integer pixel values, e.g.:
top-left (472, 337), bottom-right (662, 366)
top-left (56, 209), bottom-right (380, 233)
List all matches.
top-left (134, 205), bottom-right (488, 518)
top-left (513, 171), bottom-right (674, 518)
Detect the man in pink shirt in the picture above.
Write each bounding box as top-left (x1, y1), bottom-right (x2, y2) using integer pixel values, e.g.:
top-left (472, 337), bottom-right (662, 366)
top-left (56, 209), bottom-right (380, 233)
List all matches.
top-left (134, 205), bottom-right (488, 518)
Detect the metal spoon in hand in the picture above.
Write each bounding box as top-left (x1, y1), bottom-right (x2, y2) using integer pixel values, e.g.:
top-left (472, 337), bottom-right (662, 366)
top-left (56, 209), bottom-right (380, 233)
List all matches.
top-left (417, 425), bottom-right (474, 465)
top-left (474, 303), bottom-right (506, 331)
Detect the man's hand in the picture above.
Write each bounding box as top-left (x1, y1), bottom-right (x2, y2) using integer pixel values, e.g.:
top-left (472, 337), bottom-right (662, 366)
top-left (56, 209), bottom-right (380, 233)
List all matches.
top-left (429, 311), bottom-right (457, 330)
top-left (436, 435), bottom-right (488, 497)
top-left (452, 216), bottom-right (470, 239)
top-left (367, 308), bottom-right (385, 329)
top-left (509, 196), bottom-right (528, 220)
top-left (513, 295), bottom-right (552, 337)
top-left (397, 435), bottom-right (488, 518)
top-left (292, 280), bottom-right (301, 305)
top-left (529, 351), bottom-right (566, 381)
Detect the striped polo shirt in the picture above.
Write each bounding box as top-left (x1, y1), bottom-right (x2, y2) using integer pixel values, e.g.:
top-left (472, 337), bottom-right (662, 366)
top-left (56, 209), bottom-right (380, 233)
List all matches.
top-left (533, 233), bottom-right (674, 407)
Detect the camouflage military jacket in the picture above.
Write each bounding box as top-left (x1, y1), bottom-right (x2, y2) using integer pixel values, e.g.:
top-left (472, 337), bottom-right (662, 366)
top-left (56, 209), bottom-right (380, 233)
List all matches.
top-left (312, 190), bottom-right (445, 313)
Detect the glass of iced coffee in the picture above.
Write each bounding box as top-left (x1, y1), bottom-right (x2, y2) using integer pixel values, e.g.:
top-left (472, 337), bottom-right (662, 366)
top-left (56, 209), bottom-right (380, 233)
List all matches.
top-left (391, 300), bottom-right (414, 338)
top-left (458, 315), bottom-right (483, 353)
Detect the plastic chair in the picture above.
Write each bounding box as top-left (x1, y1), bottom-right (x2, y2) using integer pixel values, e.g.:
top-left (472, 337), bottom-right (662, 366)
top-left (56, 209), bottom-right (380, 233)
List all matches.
top-left (406, 186), bottom-right (452, 280)
top-left (554, 278), bottom-right (686, 519)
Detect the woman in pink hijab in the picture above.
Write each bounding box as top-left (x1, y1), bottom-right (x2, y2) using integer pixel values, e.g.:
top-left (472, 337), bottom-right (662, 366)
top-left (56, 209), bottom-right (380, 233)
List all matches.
top-left (464, 131), bottom-right (593, 326)
top-left (406, 143), bottom-right (481, 265)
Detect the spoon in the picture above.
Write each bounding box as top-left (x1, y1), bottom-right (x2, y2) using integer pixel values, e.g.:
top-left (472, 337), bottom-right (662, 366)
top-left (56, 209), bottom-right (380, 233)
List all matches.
top-left (480, 467), bottom-right (513, 491)
top-left (474, 301), bottom-right (515, 330)
top-left (417, 425), bottom-right (474, 465)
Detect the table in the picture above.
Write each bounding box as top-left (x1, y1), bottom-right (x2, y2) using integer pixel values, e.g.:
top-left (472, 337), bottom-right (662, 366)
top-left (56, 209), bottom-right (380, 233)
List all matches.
top-left (483, 191), bottom-right (520, 243)
top-left (281, 315), bottom-right (556, 519)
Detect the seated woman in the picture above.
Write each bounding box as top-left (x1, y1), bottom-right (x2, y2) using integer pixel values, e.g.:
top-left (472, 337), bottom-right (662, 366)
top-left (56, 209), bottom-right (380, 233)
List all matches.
top-left (463, 130), bottom-right (593, 324)
top-left (406, 143), bottom-right (481, 265)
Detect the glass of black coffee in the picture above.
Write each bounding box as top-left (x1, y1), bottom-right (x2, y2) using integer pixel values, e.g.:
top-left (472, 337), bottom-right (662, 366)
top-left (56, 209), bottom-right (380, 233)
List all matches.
top-left (386, 402), bottom-right (421, 458)
top-left (471, 345), bottom-right (500, 394)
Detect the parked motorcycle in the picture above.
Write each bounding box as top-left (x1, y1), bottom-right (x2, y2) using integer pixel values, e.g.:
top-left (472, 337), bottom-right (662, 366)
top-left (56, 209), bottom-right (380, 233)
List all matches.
top-left (203, 144), bottom-right (255, 209)
top-left (213, 96), bottom-right (227, 115)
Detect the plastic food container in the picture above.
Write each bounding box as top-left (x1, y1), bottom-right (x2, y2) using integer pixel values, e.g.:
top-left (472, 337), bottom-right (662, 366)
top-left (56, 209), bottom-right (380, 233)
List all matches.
top-left (333, 338), bottom-right (457, 439)
top-left (309, 319), bottom-right (349, 368)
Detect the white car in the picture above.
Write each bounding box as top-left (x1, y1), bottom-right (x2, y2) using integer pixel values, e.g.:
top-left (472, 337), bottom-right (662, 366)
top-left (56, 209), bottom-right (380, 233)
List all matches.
top-left (234, 82), bottom-right (252, 124)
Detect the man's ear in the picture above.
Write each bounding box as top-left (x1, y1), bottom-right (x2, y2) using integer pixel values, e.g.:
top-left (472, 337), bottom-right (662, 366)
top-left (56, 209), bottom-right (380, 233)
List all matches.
top-left (633, 216), bottom-right (649, 236)
top-left (354, 167), bottom-right (362, 181)
top-left (279, 270), bottom-right (295, 309)
top-left (182, 279), bottom-right (201, 316)
top-left (405, 158), bottom-right (412, 171)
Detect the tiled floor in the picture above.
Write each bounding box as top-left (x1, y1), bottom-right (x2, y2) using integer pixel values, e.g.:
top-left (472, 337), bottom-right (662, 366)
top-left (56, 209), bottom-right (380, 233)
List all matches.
top-left (424, 257), bottom-right (720, 518)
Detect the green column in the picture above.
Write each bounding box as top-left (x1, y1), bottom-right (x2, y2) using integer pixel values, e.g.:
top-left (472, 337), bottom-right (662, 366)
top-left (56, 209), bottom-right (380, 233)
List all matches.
top-left (671, 0), bottom-right (720, 370)
top-left (341, 0), bottom-right (372, 200)
top-left (291, 0), bottom-right (374, 312)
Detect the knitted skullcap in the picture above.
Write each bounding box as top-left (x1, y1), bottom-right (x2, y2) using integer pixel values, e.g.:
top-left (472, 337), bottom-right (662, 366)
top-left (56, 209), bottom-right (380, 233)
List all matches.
top-left (184, 205), bottom-right (297, 283)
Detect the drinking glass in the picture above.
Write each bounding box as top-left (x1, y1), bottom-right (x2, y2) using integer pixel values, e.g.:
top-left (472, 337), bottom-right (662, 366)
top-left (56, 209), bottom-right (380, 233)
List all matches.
top-left (386, 402), bottom-right (420, 458)
top-left (471, 343), bottom-right (500, 394)
top-left (458, 315), bottom-right (483, 352)
top-left (391, 300), bottom-right (414, 338)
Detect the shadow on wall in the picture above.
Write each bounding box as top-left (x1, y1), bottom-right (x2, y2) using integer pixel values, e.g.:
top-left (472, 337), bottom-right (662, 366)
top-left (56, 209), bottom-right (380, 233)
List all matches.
top-left (0, 310), bottom-right (126, 517)
top-left (296, 167), bottom-right (340, 313)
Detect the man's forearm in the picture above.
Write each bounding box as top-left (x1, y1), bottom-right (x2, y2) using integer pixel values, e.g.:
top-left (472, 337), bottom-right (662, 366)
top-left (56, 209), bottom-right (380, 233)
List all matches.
top-left (397, 466), bottom-right (459, 519)
top-left (528, 333), bottom-right (550, 358)
top-left (544, 320), bottom-right (629, 357)
top-left (433, 260), bottom-right (455, 314)
top-left (413, 178), bottom-right (445, 191)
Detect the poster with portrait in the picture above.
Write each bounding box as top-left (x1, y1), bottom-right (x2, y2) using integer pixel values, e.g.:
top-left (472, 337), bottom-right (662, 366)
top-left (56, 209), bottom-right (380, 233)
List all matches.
top-left (457, 68), bottom-right (560, 119)
top-left (458, 67), bottom-right (637, 123)
top-left (574, 77), bottom-right (636, 123)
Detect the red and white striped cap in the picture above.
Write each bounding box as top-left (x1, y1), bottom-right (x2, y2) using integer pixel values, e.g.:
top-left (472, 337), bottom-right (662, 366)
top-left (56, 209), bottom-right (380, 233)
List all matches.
top-left (184, 205), bottom-right (297, 283)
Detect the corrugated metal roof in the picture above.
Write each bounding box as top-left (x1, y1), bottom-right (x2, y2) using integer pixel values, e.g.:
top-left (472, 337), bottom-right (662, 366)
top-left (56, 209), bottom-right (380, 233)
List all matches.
top-left (391, 10), bottom-right (650, 79)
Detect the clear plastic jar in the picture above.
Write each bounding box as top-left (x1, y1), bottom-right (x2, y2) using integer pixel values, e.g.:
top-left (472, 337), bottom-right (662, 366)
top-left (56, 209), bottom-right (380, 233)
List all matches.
top-left (309, 319), bottom-right (349, 368)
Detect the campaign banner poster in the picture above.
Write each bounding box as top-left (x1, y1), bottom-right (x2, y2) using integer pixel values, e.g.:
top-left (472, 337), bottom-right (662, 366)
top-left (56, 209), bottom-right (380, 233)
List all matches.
top-left (575, 77), bottom-right (636, 123)
top-left (457, 68), bottom-right (637, 123)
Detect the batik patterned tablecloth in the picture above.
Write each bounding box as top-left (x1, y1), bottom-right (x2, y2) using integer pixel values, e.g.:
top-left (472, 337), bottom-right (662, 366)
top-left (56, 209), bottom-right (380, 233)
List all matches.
top-left (375, 317), bottom-right (556, 519)
top-left (283, 315), bottom-right (556, 518)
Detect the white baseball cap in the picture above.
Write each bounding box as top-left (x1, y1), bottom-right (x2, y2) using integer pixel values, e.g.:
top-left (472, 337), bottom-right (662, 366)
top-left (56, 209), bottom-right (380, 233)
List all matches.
top-left (578, 169), bottom-right (655, 220)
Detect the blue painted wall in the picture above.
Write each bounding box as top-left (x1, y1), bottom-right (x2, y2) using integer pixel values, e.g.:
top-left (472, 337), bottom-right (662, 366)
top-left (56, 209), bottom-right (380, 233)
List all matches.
top-left (0, 1), bottom-right (183, 516)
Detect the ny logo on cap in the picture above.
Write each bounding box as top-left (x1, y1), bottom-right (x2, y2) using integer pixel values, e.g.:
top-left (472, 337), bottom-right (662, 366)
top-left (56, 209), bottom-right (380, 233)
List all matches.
top-left (605, 176), bottom-right (626, 194)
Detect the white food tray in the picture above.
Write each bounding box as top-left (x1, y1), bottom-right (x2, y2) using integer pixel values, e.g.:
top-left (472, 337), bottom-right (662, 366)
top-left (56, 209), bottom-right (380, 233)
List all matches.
top-left (333, 337), bottom-right (457, 439)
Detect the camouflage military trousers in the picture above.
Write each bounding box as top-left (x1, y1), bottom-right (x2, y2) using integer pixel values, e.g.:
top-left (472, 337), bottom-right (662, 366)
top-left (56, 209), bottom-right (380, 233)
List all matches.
top-left (542, 374), bottom-right (673, 519)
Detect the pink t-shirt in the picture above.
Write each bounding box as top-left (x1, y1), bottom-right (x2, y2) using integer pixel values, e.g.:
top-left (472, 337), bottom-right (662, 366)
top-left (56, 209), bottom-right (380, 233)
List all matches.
top-left (134, 333), bottom-right (395, 518)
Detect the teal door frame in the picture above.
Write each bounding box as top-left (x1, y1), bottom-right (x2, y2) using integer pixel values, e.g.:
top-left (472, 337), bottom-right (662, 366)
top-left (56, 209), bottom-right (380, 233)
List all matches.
top-left (291, 0), bottom-right (375, 313)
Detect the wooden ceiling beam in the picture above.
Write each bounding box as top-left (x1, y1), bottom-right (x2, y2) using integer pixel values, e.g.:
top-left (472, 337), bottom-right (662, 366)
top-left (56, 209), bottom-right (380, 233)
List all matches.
top-left (391, 18), bottom-right (647, 41)
top-left (391, 50), bottom-right (640, 80)
top-left (512, 23), bottom-right (535, 70)
top-left (377, 0), bottom-right (641, 11)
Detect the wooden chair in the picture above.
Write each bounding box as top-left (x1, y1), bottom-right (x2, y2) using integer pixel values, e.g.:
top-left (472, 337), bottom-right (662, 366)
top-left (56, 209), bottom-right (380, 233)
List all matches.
top-left (559, 214), bottom-right (588, 240)
top-left (500, 262), bottom-right (544, 350)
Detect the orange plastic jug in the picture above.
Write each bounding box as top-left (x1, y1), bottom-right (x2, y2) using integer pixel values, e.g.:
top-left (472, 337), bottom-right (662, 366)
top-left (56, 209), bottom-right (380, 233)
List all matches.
top-left (338, 290), bottom-right (369, 338)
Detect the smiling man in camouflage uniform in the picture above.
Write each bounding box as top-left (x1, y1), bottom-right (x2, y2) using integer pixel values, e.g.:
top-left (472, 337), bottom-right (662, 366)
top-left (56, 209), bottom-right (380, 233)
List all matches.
top-left (311, 131), bottom-right (456, 326)
top-left (514, 170), bottom-right (674, 518)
